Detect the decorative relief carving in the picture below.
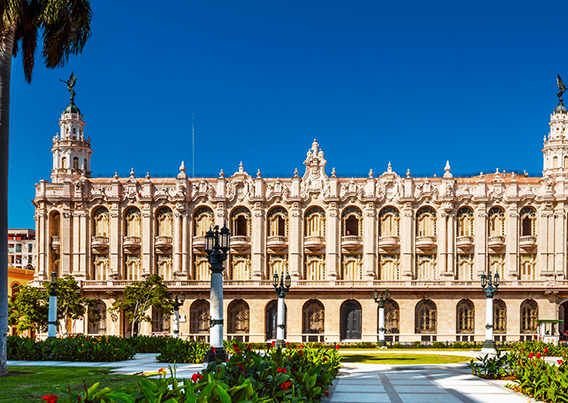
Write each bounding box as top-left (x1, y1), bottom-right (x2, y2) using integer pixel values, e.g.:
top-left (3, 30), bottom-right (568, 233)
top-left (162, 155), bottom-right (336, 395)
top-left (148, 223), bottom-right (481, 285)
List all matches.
top-left (300, 140), bottom-right (329, 197)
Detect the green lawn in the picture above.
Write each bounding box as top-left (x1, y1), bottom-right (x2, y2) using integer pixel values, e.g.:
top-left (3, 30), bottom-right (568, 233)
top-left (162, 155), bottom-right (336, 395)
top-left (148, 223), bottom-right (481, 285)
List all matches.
top-left (340, 353), bottom-right (470, 364)
top-left (0, 366), bottom-right (153, 403)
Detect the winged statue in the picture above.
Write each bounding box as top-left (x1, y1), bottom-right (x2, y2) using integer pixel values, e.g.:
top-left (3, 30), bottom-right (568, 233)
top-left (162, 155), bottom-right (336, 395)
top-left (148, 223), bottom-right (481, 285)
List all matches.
top-left (60, 72), bottom-right (78, 101)
top-left (557, 74), bottom-right (566, 99)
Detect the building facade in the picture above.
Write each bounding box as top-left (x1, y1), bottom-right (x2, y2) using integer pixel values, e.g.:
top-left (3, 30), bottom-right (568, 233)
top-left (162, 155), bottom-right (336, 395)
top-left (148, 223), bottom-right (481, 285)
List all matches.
top-left (8, 228), bottom-right (36, 270)
top-left (31, 93), bottom-right (568, 342)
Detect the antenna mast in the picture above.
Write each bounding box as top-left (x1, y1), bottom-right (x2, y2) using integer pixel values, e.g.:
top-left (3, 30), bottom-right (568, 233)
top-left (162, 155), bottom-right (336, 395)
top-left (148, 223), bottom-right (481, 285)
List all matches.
top-left (192, 113), bottom-right (195, 178)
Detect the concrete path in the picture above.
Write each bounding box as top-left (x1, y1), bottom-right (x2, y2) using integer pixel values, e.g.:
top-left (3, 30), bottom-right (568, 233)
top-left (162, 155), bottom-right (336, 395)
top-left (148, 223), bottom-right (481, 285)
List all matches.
top-left (8, 352), bottom-right (545, 403)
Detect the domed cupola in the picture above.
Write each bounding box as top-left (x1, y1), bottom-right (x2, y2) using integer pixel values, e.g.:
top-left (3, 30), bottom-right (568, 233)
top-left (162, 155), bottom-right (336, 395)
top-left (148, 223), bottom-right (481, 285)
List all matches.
top-left (50, 73), bottom-right (92, 183)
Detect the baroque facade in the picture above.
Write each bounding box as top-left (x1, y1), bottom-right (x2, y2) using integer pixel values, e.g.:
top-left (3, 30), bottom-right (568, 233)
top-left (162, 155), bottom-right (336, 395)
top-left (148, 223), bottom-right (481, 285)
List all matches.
top-left (31, 93), bottom-right (568, 342)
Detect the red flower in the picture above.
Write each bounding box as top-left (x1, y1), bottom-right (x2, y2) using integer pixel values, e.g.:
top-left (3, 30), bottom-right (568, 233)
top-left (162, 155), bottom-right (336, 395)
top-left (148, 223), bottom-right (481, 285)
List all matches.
top-left (277, 367), bottom-right (287, 373)
top-left (247, 344), bottom-right (252, 350)
top-left (42, 396), bottom-right (57, 403)
top-left (325, 391), bottom-right (330, 397)
top-left (558, 359), bottom-right (564, 365)
top-left (212, 347), bottom-right (217, 355)
top-left (336, 344), bottom-right (340, 350)
top-left (191, 373), bottom-right (203, 383)
top-left (286, 341), bottom-right (289, 347)
top-left (271, 340), bottom-right (276, 347)
top-left (544, 347), bottom-right (549, 354)
top-left (537, 353), bottom-right (541, 359)
top-left (280, 381), bottom-right (292, 391)
top-left (236, 363), bottom-right (244, 371)
top-left (528, 353), bottom-right (534, 359)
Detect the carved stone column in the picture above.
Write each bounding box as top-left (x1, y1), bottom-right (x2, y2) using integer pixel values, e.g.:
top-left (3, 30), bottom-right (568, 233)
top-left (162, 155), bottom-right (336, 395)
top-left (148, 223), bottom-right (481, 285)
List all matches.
top-left (401, 202), bottom-right (414, 279)
top-left (77, 210), bottom-right (89, 280)
top-left (181, 211), bottom-right (190, 279)
top-left (447, 211), bottom-right (456, 276)
top-left (35, 211), bottom-right (48, 281)
top-left (142, 205), bottom-right (152, 277)
top-left (506, 204), bottom-right (519, 279)
top-left (61, 209), bottom-right (72, 276)
top-left (109, 205), bottom-right (121, 279)
top-left (252, 202), bottom-right (265, 279)
top-left (363, 203), bottom-right (376, 279)
top-left (72, 211), bottom-right (80, 277)
top-left (326, 202), bottom-right (339, 280)
top-left (173, 211), bottom-right (182, 276)
top-left (475, 207), bottom-right (487, 278)
top-left (554, 205), bottom-right (566, 279)
top-left (539, 207), bottom-right (555, 279)
top-left (289, 202), bottom-right (302, 280)
top-left (438, 211), bottom-right (447, 277)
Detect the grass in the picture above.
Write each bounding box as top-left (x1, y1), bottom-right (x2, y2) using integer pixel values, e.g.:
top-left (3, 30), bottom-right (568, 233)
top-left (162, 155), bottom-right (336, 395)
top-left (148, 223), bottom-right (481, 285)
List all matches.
top-left (340, 353), bottom-right (470, 365)
top-left (0, 366), bottom-right (154, 403)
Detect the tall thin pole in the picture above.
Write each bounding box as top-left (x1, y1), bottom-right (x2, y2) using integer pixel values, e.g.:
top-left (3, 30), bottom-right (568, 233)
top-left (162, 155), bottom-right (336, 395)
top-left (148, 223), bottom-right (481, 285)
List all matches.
top-left (192, 113), bottom-right (195, 178)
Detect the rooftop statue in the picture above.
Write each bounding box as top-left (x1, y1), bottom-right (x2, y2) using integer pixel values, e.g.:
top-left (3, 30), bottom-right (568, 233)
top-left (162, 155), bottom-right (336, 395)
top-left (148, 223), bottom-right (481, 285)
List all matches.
top-left (557, 74), bottom-right (566, 99)
top-left (60, 72), bottom-right (78, 102)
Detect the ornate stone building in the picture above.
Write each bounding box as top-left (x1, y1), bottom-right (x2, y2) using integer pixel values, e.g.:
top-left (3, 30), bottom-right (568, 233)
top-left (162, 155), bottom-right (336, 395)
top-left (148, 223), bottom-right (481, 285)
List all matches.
top-left (31, 92), bottom-right (568, 342)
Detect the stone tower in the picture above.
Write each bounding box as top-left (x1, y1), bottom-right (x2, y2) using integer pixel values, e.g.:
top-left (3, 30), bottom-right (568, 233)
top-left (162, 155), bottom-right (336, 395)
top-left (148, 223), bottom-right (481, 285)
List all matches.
top-left (543, 95), bottom-right (568, 177)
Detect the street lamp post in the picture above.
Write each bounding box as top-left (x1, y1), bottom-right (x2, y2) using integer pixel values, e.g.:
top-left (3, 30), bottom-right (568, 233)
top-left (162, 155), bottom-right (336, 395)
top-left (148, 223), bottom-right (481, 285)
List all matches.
top-left (172, 291), bottom-right (185, 338)
top-left (374, 288), bottom-right (390, 346)
top-left (272, 271), bottom-right (291, 348)
top-left (481, 270), bottom-right (500, 353)
top-left (204, 225), bottom-right (230, 363)
top-left (47, 270), bottom-right (58, 338)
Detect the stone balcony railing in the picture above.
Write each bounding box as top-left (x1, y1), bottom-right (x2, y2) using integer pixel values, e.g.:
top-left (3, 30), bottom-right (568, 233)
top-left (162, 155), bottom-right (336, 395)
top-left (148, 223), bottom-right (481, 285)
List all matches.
top-left (341, 235), bottom-right (363, 250)
top-left (519, 235), bottom-right (537, 250)
top-left (267, 235), bottom-right (288, 250)
top-left (304, 235), bottom-right (326, 251)
top-left (51, 236), bottom-right (60, 251)
top-left (415, 235), bottom-right (437, 250)
top-left (488, 235), bottom-right (506, 249)
top-left (456, 236), bottom-right (474, 250)
top-left (123, 236), bottom-right (141, 250)
top-left (192, 235), bottom-right (206, 250)
top-left (91, 235), bottom-right (109, 250)
top-left (155, 236), bottom-right (173, 249)
top-left (230, 236), bottom-right (251, 251)
top-left (378, 236), bottom-right (400, 250)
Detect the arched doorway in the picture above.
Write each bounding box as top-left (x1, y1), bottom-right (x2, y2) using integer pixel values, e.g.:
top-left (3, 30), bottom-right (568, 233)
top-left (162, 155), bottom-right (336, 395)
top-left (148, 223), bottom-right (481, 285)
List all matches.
top-left (559, 300), bottom-right (568, 336)
top-left (266, 300), bottom-right (287, 340)
top-left (340, 300), bottom-right (362, 340)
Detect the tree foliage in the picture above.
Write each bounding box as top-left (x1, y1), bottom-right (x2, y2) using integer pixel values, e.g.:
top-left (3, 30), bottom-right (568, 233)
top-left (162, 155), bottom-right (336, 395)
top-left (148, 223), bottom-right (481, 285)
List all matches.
top-left (109, 274), bottom-right (174, 336)
top-left (8, 276), bottom-right (93, 334)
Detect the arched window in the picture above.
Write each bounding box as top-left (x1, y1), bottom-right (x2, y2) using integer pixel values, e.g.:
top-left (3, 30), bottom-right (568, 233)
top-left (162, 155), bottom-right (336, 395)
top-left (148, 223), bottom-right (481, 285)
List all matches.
top-left (152, 308), bottom-right (171, 333)
top-left (84, 158), bottom-right (88, 171)
top-left (416, 207), bottom-right (436, 236)
top-left (415, 300), bottom-right (437, 333)
top-left (457, 207), bottom-right (474, 237)
top-left (489, 254), bottom-right (506, 279)
top-left (304, 254), bottom-right (325, 280)
top-left (520, 299), bottom-right (538, 333)
top-left (267, 255), bottom-right (288, 280)
top-left (520, 207), bottom-right (536, 237)
top-left (125, 255), bottom-right (141, 280)
top-left (340, 300), bottom-right (362, 340)
top-left (230, 255), bottom-right (251, 280)
top-left (156, 255), bottom-right (172, 280)
top-left (378, 255), bottom-right (400, 280)
top-left (302, 300), bottom-right (324, 335)
top-left (193, 206), bottom-right (214, 236)
top-left (231, 207), bottom-right (251, 237)
top-left (416, 255), bottom-right (437, 280)
top-left (88, 301), bottom-right (107, 335)
top-left (494, 299), bottom-right (506, 334)
top-left (228, 300), bottom-right (250, 334)
top-left (61, 157), bottom-right (67, 169)
top-left (342, 255), bottom-right (362, 280)
top-left (51, 211), bottom-right (61, 237)
top-left (72, 157), bottom-right (79, 170)
top-left (193, 256), bottom-right (210, 281)
top-left (190, 300), bottom-right (210, 334)
top-left (156, 207), bottom-right (173, 237)
top-left (342, 207), bottom-right (362, 236)
top-left (379, 207), bottom-right (400, 237)
top-left (554, 156), bottom-right (559, 168)
top-left (92, 207), bottom-right (109, 237)
top-left (267, 207), bottom-right (288, 237)
top-left (456, 299), bottom-right (475, 334)
top-left (305, 207), bottom-right (325, 237)
top-left (457, 254), bottom-right (474, 280)
top-left (564, 155), bottom-right (568, 168)
top-left (266, 300), bottom-right (287, 340)
top-left (488, 207), bottom-right (505, 236)
top-left (92, 255), bottom-right (109, 281)
top-left (124, 207), bottom-right (141, 237)
top-left (520, 254), bottom-right (536, 280)
top-left (384, 300), bottom-right (400, 334)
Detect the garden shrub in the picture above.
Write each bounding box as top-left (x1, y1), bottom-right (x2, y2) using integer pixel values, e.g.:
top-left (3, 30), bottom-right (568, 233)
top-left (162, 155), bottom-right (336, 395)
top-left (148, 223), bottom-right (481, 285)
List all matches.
top-left (155, 338), bottom-right (210, 363)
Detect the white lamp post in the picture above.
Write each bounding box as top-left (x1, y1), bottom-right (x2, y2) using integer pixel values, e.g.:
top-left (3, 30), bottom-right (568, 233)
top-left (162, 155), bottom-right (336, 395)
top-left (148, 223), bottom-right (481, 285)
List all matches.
top-left (47, 270), bottom-right (58, 338)
top-left (374, 288), bottom-right (390, 346)
top-left (204, 225), bottom-right (230, 363)
top-left (481, 271), bottom-right (499, 353)
top-left (172, 291), bottom-right (185, 338)
top-left (272, 271), bottom-right (291, 348)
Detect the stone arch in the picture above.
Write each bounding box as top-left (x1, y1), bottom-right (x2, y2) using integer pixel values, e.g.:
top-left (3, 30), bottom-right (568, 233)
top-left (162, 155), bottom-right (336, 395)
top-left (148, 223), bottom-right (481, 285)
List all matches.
top-left (416, 206), bottom-right (437, 236)
top-left (230, 207), bottom-right (251, 237)
top-left (519, 206), bottom-right (536, 237)
top-left (267, 206), bottom-right (288, 237)
top-left (488, 206), bottom-right (506, 236)
top-left (494, 299), bottom-right (507, 334)
top-left (302, 299), bottom-right (325, 337)
top-left (415, 299), bottom-right (437, 334)
top-left (193, 206), bottom-right (214, 236)
top-left (341, 206), bottom-right (362, 236)
top-left (520, 299), bottom-right (538, 334)
top-left (379, 206), bottom-right (400, 237)
top-left (383, 299), bottom-right (400, 334)
top-left (155, 206), bottom-right (173, 237)
top-left (456, 299), bottom-right (475, 334)
top-left (92, 206), bottom-right (109, 237)
top-left (340, 299), bottom-right (362, 340)
top-left (190, 299), bottom-right (210, 335)
top-left (265, 299), bottom-right (287, 340)
top-left (88, 300), bottom-right (107, 335)
top-left (457, 206), bottom-right (474, 237)
top-left (227, 299), bottom-right (250, 335)
top-left (305, 206), bottom-right (326, 237)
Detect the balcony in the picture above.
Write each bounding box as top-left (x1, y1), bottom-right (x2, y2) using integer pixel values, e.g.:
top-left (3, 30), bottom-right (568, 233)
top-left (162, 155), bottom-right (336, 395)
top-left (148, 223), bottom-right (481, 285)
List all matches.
top-left (230, 235), bottom-right (251, 251)
top-left (304, 235), bottom-right (326, 251)
top-left (91, 235), bottom-right (109, 251)
top-left (519, 235), bottom-right (537, 250)
top-left (415, 236), bottom-right (437, 251)
top-left (123, 236), bottom-right (141, 252)
top-left (193, 235), bottom-right (206, 251)
top-left (456, 236), bottom-right (474, 251)
top-left (155, 236), bottom-right (173, 252)
top-left (341, 235), bottom-right (363, 250)
top-left (267, 235), bottom-right (288, 251)
top-left (379, 236), bottom-right (400, 251)
top-left (488, 235), bottom-right (506, 250)
top-left (51, 236), bottom-right (60, 251)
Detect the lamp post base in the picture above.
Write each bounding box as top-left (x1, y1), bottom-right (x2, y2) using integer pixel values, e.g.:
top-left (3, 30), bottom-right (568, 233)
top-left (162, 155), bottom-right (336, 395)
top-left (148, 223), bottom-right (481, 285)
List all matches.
top-left (378, 340), bottom-right (386, 347)
top-left (481, 340), bottom-right (497, 354)
top-left (204, 347), bottom-right (228, 364)
top-left (275, 340), bottom-right (286, 349)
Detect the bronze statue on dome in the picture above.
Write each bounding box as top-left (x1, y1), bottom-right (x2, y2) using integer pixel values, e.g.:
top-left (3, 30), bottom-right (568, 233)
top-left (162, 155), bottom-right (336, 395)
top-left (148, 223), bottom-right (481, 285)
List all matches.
top-left (60, 72), bottom-right (78, 102)
top-left (557, 74), bottom-right (566, 99)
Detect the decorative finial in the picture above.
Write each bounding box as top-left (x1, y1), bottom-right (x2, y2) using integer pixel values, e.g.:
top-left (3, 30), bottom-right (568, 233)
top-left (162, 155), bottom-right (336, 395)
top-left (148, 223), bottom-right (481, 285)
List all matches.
top-left (368, 169), bottom-right (374, 178)
top-left (444, 160), bottom-right (450, 173)
top-left (332, 167), bottom-right (337, 177)
top-left (146, 172), bottom-right (151, 179)
top-left (495, 168), bottom-right (499, 174)
top-left (130, 168), bottom-right (135, 177)
top-left (294, 168), bottom-right (299, 177)
top-left (511, 172), bottom-right (516, 179)
top-left (406, 169), bottom-right (411, 177)
top-left (113, 172), bottom-right (119, 180)
top-left (239, 161), bottom-right (244, 173)
top-left (387, 162), bottom-right (392, 173)
top-left (60, 72), bottom-right (78, 103)
top-left (480, 172), bottom-right (484, 178)
top-left (257, 169), bottom-right (262, 178)
top-left (219, 169), bottom-right (225, 178)
top-left (179, 161), bottom-right (186, 173)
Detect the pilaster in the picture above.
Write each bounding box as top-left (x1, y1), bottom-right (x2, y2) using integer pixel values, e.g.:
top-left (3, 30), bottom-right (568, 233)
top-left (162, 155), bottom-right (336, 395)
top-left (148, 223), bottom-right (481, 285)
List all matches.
top-left (142, 205), bottom-right (152, 277)
top-left (474, 206), bottom-right (487, 277)
top-left (109, 205), bottom-right (121, 278)
top-left (326, 203), bottom-right (339, 280)
top-left (363, 203), bottom-right (376, 278)
top-left (555, 204), bottom-right (566, 279)
top-left (289, 203), bottom-right (302, 279)
top-left (251, 202), bottom-right (265, 279)
top-left (401, 202), bottom-right (414, 279)
top-left (506, 204), bottom-right (519, 279)
top-left (61, 208), bottom-right (72, 276)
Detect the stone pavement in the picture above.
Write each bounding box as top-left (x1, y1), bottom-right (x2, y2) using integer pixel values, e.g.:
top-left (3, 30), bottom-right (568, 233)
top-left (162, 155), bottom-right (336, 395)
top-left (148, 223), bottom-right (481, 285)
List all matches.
top-left (8, 352), bottom-right (544, 403)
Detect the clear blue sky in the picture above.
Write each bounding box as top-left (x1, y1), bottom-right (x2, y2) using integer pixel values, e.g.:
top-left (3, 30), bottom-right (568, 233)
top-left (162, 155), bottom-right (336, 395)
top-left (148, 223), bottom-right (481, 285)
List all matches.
top-left (7, 0), bottom-right (568, 228)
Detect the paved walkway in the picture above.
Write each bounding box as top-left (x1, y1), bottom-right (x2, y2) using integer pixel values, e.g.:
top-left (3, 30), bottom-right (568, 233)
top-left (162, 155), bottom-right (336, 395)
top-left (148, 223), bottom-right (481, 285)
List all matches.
top-left (8, 352), bottom-right (544, 403)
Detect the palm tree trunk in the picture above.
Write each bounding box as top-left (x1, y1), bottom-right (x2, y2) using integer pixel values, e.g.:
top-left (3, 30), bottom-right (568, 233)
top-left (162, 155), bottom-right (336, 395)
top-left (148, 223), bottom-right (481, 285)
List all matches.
top-left (0, 25), bottom-right (15, 378)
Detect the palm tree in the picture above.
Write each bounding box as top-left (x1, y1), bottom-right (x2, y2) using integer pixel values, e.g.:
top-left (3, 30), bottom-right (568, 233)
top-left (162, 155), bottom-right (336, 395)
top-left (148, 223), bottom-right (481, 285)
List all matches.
top-left (0, 0), bottom-right (92, 377)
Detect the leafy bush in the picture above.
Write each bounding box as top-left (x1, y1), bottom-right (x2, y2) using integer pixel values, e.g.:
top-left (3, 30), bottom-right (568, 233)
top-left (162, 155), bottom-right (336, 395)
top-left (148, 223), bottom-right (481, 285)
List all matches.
top-left (155, 339), bottom-right (210, 363)
top-left (125, 335), bottom-right (171, 353)
top-left (432, 341), bottom-right (446, 349)
top-left (7, 335), bottom-right (135, 362)
top-left (510, 340), bottom-right (567, 357)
